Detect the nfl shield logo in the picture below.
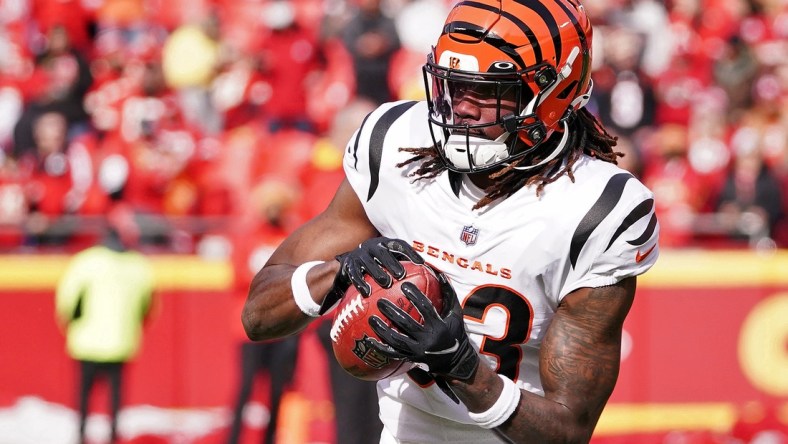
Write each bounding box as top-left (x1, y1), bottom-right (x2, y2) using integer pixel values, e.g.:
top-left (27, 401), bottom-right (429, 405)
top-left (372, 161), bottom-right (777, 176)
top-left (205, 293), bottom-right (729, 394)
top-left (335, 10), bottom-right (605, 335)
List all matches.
top-left (353, 335), bottom-right (389, 369)
top-left (460, 225), bottom-right (479, 246)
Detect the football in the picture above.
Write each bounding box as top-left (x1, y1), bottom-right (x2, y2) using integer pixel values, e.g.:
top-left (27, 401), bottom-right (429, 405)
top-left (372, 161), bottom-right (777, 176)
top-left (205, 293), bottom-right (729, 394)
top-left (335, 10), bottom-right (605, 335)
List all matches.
top-left (330, 261), bottom-right (444, 381)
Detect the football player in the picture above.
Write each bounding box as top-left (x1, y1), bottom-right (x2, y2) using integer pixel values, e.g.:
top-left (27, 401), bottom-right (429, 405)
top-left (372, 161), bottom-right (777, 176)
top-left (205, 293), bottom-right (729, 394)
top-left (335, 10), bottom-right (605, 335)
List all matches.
top-left (242, 0), bottom-right (660, 442)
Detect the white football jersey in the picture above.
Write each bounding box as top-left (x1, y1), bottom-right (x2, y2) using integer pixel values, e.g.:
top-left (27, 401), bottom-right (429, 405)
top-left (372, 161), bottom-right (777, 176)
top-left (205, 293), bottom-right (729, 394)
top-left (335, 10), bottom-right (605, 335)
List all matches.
top-left (342, 100), bottom-right (659, 443)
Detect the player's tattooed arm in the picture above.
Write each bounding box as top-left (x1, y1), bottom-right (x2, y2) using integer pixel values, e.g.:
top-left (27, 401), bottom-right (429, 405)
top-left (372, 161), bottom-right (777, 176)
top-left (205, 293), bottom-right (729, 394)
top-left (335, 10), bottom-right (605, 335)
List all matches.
top-left (450, 277), bottom-right (636, 443)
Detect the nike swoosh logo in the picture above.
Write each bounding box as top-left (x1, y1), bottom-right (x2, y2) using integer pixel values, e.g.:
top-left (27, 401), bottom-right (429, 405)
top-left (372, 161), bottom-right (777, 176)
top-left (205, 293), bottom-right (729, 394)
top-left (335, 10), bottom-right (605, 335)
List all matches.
top-left (424, 340), bottom-right (459, 355)
top-left (635, 244), bottom-right (657, 263)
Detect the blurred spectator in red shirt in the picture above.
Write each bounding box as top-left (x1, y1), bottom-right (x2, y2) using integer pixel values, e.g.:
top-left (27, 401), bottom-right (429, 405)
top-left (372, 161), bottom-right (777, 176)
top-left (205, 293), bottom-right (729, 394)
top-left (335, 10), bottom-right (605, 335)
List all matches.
top-left (256, 0), bottom-right (327, 133)
top-left (653, 53), bottom-right (710, 127)
top-left (13, 25), bottom-right (93, 159)
top-left (31, 0), bottom-right (93, 52)
top-left (713, 36), bottom-right (760, 119)
top-left (716, 132), bottom-right (784, 248)
top-left (21, 112), bottom-right (94, 215)
top-left (591, 26), bottom-right (657, 137)
top-left (642, 123), bottom-right (712, 247)
top-left (93, 58), bottom-right (197, 216)
top-left (304, 38), bottom-right (356, 134)
top-left (684, 89), bottom-right (731, 201)
top-left (190, 127), bottom-right (264, 220)
top-left (17, 111), bottom-right (100, 245)
top-left (210, 52), bottom-right (269, 131)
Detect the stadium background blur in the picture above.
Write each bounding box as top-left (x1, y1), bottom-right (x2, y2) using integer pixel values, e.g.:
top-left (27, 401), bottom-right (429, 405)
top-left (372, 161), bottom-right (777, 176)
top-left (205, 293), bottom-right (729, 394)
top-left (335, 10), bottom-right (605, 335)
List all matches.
top-left (0, 0), bottom-right (786, 442)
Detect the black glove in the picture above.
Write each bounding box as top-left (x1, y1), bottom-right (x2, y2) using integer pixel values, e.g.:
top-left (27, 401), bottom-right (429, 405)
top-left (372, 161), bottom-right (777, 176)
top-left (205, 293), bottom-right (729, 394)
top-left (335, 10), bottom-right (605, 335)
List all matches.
top-left (368, 270), bottom-right (479, 381)
top-left (319, 237), bottom-right (424, 314)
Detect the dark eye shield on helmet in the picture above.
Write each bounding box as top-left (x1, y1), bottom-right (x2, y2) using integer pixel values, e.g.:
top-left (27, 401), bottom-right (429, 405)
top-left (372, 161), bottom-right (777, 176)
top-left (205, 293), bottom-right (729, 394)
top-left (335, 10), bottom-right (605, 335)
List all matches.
top-left (423, 60), bottom-right (529, 128)
top-left (422, 54), bottom-right (559, 172)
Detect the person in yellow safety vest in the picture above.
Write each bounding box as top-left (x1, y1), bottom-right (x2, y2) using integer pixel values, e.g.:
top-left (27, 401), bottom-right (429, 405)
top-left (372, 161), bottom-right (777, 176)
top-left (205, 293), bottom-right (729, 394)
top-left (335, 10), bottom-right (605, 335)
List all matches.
top-left (55, 203), bottom-right (155, 444)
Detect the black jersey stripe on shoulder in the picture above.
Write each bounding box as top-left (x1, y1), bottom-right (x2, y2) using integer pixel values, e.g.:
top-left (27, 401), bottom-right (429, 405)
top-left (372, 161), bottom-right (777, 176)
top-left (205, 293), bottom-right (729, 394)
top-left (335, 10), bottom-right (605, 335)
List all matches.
top-left (604, 198), bottom-right (654, 251)
top-left (367, 101), bottom-right (418, 201)
top-left (627, 213), bottom-right (658, 246)
top-left (448, 171), bottom-right (462, 197)
top-left (351, 110), bottom-right (375, 170)
top-left (570, 173), bottom-right (633, 268)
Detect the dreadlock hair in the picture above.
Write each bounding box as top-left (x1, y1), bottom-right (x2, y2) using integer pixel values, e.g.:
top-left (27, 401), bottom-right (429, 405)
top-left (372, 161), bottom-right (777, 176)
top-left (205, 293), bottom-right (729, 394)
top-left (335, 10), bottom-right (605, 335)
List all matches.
top-left (397, 108), bottom-right (622, 210)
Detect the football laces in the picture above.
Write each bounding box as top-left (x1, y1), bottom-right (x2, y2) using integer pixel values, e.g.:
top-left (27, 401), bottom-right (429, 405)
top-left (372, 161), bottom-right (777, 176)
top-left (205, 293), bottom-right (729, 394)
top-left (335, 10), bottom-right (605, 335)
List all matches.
top-left (330, 294), bottom-right (365, 342)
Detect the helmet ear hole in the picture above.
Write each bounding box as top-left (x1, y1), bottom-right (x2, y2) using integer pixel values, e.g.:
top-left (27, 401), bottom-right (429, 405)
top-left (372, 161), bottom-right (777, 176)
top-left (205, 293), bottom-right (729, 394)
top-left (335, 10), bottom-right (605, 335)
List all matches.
top-left (556, 80), bottom-right (578, 100)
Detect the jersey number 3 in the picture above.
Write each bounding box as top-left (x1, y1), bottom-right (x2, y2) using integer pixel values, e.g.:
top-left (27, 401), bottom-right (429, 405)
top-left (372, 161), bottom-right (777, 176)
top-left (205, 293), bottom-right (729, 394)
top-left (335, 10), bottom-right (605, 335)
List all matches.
top-left (463, 285), bottom-right (533, 381)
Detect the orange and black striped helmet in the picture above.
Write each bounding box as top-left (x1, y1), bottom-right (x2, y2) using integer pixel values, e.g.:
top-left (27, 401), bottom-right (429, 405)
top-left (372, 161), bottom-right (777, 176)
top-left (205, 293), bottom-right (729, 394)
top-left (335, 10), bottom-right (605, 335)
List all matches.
top-left (423, 0), bottom-right (593, 172)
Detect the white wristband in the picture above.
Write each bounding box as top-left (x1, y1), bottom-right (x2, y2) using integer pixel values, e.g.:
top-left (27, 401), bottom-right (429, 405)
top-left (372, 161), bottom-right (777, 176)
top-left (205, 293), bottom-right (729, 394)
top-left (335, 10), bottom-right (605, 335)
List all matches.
top-left (467, 374), bottom-right (521, 429)
top-left (291, 261), bottom-right (325, 317)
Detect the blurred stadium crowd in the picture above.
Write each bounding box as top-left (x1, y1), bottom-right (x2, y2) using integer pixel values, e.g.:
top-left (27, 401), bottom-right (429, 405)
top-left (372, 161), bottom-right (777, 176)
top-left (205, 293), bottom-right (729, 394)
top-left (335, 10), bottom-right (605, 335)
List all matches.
top-left (0, 0), bottom-right (787, 255)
